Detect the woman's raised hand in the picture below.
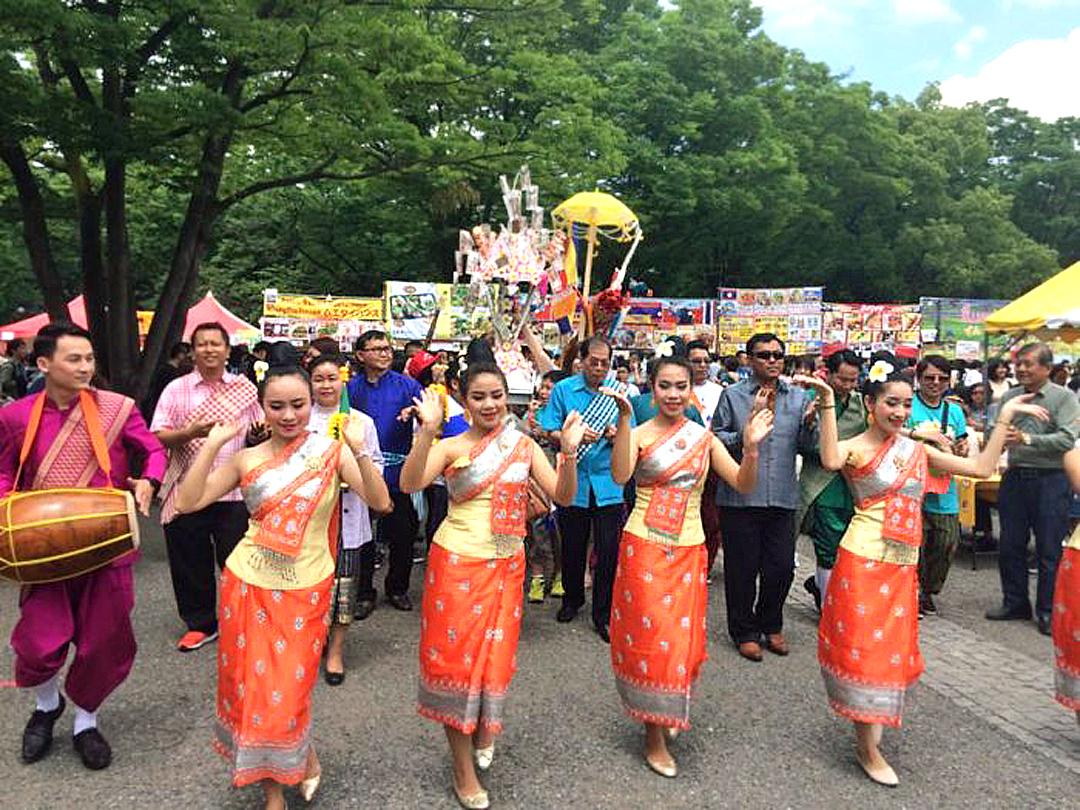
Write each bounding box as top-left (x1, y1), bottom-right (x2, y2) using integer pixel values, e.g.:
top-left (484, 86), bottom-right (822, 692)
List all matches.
top-left (1000, 392), bottom-right (1050, 424)
top-left (559, 410), bottom-right (587, 456)
top-left (413, 387), bottom-right (445, 431)
top-left (599, 385), bottom-right (633, 417)
top-left (743, 408), bottom-right (774, 449)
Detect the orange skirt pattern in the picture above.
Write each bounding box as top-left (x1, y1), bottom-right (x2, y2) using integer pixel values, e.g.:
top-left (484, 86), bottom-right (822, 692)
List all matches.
top-left (417, 543), bottom-right (525, 735)
top-left (1052, 547), bottom-right (1080, 711)
top-left (610, 532), bottom-right (708, 730)
top-left (818, 547), bottom-right (923, 727)
top-left (214, 568), bottom-right (332, 787)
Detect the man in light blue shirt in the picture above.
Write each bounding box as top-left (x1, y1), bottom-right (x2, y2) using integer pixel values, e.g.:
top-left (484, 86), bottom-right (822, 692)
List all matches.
top-left (905, 355), bottom-right (969, 618)
top-left (540, 336), bottom-right (634, 642)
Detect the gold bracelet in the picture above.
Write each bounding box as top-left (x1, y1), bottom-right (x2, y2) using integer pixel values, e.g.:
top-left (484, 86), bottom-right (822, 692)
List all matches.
top-left (819, 404), bottom-right (836, 410)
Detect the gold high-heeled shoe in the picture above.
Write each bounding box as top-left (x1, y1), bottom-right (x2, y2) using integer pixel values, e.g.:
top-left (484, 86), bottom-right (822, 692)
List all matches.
top-left (855, 749), bottom-right (898, 788)
top-left (453, 785), bottom-right (490, 809)
top-left (474, 742), bottom-right (495, 771)
top-left (645, 752), bottom-right (678, 778)
top-left (300, 770), bottom-right (322, 802)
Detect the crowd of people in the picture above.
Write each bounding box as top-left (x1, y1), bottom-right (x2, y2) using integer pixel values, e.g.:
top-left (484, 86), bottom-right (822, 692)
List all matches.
top-left (0, 319), bottom-right (1078, 808)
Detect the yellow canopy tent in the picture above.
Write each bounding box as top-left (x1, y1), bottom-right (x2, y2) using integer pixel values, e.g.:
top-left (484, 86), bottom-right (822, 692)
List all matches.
top-left (985, 261), bottom-right (1080, 342)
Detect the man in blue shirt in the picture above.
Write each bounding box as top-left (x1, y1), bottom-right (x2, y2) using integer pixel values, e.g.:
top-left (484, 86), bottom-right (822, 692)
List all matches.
top-left (905, 355), bottom-right (969, 618)
top-left (540, 336), bottom-right (634, 642)
top-left (348, 330), bottom-right (423, 615)
top-left (712, 333), bottom-right (814, 662)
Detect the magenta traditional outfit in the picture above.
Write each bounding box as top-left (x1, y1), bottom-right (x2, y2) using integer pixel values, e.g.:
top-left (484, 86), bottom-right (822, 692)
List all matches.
top-left (0, 390), bottom-right (166, 711)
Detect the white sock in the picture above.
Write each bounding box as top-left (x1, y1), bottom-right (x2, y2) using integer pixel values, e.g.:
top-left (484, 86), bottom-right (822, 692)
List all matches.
top-left (33, 675), bottom-right (60, 713)
top-left (816, 567), bottom-right (832, 599)
top-left (73, 705), bottom-right (97, 736)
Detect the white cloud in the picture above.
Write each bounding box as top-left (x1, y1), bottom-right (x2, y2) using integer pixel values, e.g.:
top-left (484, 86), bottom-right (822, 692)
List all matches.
top-left (953, 25), bottom-right (988, 59)
top-left (754, 0), bottom-right (867, 30)
top-left (1000, 0), bottom-right (1080, 8)
top-left (940, 27), bottom-right (1080, 121)
top-left (892, 0), bottom-right (962, 24)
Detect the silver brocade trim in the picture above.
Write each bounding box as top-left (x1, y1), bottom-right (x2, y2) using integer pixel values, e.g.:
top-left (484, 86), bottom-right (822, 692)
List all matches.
top-left (417, 680), bottom-right (507, 729)
top-left (446, 427), bottom-right (531, 503)
top-left (846, 435), bottom-right (924, 505)
top-left (243, 433), bottom-right (336, 513)
top-left (214, 718), bottom-right (311, 776)
top-left (821, 668), bottom-right (911, 721)
top-left (614, 675), bottom-right (695, 725)
top-left (1055, 666), bottom-right (1080, 703)
top-left (635, 420), bottom-right (709, 489)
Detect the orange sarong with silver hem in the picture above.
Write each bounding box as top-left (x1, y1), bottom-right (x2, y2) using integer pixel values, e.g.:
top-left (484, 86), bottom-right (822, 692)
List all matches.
top-left (214, 570), bottom-right (332, 786)
top-left (611, 419), bottom-right (711, 729)
top-left (417, 425), bottom-right (531, 735)
top-left (1052, 546), bottom-right (1080, 711)
top-left (213, 432), bottom-right (340, 787)
top-left (818, 436), bottom-right (928, 728)
top-left (417, 543), bottom-right (525, 734)
top-left (611, 533), bottom-right (708, 729)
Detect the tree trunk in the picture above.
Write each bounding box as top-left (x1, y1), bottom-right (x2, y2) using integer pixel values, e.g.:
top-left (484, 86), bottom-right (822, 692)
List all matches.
top-left (0, 141), bottom-right (68, 322)
top-left (103, 157), bottom-right (140, 392)
top-left (136, 64), bottom-right (244, 400)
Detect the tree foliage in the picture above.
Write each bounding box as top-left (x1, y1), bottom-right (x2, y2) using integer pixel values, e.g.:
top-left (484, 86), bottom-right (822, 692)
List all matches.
top-left (0, 0), bottom-right (1073, 392)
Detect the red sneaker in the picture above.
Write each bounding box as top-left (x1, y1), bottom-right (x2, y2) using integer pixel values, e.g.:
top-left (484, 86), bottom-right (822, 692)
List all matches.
top-left (177, 630), bottom-right (218, 652)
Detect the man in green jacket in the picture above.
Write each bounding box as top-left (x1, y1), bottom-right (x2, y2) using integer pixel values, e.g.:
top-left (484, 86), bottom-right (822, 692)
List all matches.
top-left (797, 350), bottom-right (866, 609)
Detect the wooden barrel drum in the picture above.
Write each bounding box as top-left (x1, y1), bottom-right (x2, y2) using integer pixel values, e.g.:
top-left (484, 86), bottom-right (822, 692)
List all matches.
top-left (0, 488), bottom-right (140, 584)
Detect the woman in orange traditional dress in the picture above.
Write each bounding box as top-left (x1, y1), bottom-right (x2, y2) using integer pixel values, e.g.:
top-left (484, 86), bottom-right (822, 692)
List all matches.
top-left (400, 361), bottom-right (586, 809)
top-left (175, 366), bottom-right (391, 810)
top-left (1053, 446), bottom-right (1080, 722)
top-left (605, 355), bottom-right (774, 778)
top-left (805, 360), bottom-right (1047, 787)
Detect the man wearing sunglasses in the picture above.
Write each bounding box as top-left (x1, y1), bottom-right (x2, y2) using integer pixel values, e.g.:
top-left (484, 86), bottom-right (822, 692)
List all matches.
top-left (904, 355), bottom-right (970, 618)
top-left (712, 333), bottom-right (815, 662)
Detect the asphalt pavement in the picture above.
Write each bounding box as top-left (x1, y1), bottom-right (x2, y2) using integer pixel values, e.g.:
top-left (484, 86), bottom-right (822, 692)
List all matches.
top-left (2, 517), bottom-right (1078, 809)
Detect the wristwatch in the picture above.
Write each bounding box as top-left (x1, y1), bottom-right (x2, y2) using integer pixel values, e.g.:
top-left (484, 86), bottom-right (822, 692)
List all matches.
top-left (1020, 431), bottom-right (1032, 446)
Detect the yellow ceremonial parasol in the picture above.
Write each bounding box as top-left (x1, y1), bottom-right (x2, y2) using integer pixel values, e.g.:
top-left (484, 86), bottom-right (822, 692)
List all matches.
top-left (551, 191), bottom-right (643, 337)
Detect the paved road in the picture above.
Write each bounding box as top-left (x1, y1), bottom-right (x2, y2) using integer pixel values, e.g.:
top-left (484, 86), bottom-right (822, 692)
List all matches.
top-left (3, 518), bottom-right (1078, 809)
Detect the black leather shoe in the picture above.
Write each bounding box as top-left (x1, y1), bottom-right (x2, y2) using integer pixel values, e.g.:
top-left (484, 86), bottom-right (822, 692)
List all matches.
top-left (21, 696), bottom-right (65, 764)
top-left (556, 604), bottom-right (578, 623)
top-left (594, 623), bottom-right (610, 644)
top-left (324, 668), bottom-right (346, 686)
top-left (387, 593), bottom-right (413, 612)
top-left (985, 605), bottom-right (1032, 621)
top-left (73, 728), bottom-right (112, 770)
top-left (1037, 615), bottom-right (1052, 636)
top-left (354, 599), bottom-right (376, 620)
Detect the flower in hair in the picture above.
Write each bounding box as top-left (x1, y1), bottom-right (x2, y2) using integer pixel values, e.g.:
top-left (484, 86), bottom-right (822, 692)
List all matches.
top-left (867, 360), bottom-right (894, 383)
top-left (253, 360), bottom-right (269, 383)
top-left (654, 340), bottom-right (675, 359)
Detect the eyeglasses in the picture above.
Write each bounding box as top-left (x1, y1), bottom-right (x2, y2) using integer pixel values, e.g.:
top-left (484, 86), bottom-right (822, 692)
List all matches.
top-left (921, 374), bottom-right (949, 383)
top-left (362, 346), bottom-right (392, 354)
top-left (752, 351), bottom-right (785, 361)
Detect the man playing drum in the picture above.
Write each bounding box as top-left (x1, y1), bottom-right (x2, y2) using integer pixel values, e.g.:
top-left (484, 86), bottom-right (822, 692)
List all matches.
top-left (0, 322), bottom-right (165, 770)
top-left (151, 321), bottom-right (263, 652)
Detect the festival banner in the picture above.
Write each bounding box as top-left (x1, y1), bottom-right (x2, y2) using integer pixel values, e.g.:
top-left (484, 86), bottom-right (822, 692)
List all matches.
top-left (821, 303), bottom-right (921, 352)
top-left (716, 287), bottom-right (824, 355)
top-left (918, 297), bottom-right (1011, 359)
top-left (263, 291), bottom-right (383, 321)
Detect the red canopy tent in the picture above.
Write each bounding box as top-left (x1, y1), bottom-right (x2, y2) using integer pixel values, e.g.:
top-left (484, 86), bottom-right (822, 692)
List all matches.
top-left (0, 292), bottom-right (258, 341)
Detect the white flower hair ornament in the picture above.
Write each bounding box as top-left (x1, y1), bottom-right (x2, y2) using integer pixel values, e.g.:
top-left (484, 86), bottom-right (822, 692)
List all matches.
top-left (458, 356), bottom-right (469, 374)
top-left (654, 340), bottom-right (675, 359)
top-left (867, 360), bottom-right (895, 383)
top-left (253, 360), bottom-right (270, 383)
